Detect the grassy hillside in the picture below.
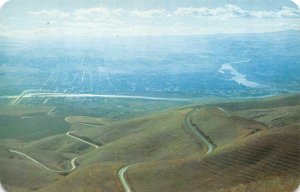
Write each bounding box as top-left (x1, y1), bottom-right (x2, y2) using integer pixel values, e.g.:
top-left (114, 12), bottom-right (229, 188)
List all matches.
top-left (126, 126), bottom-right (299, 192)
top-left (77, 109), bottom-right (206, 165)
top-left (0, 148), bottom-right (61, 192)
top-left (235, 104), bottom-right (300, 128)
top-left (190, 107), bottom-right (268, 147)
top-left (66, 116), bottom-right (107, 126)
top-left (36, 163), bottom-right (123, 192)
top-left (210, 94), bottom-right (300, 111)
top-left (0, 94), bottom-right (299, 191)
top-left (0, 105), bottom-right (52, 116)
top-left (122, 95), bottom-right (300, 192)
top-left (0, 115), bottom-right (69, 142)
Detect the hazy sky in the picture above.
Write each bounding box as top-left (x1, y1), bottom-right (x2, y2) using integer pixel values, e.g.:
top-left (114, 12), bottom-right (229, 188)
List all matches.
top-left (0, 0), bottom-right (299, 38)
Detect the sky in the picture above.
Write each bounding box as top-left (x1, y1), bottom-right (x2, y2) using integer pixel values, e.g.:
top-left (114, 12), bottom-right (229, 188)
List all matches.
top-left (0, 0), bottom-right (299, 38)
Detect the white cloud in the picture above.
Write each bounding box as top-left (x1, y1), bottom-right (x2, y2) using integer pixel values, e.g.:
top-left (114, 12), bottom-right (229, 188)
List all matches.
top-left (173, 5), bottom-right (253, 18)
top-left (27, 5), bottom-right (300, 21)
top-left (277, 6), bottom-right (300, 18)
top-left (73, 7), bottom-right (125, 18)
top-left (174, 4), bottom-right (300, 18)
top-left (249, 11), bottom-right (276, 18)
top-left (174, 7), bottom-right (213, 17)
top-left (71, 7), bottom-right (125, 23)
top-left (248, 7), bottom-right (300, 18)
top-left (29, 9), bottom-right (69, 18)
top-left (74, 15), bottom-right (88, 21)
top-left (3, 4), bottom-right (298, 38)
top-left (130, 8), bottom-right (170, 17)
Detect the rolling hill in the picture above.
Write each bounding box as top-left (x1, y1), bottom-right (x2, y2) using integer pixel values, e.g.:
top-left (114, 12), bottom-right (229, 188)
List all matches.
top-left (0, 94), bottom-right (299, 192)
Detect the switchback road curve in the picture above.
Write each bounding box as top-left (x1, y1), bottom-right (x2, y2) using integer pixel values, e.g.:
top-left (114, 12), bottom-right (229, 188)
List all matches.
top-left (118, 107), bottom-right (216, 192)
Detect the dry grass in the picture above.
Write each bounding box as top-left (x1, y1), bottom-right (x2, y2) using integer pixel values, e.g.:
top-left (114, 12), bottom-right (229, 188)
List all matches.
top-left (66, 116), bottom-right (108, 126)
top-left (77, 108), bottom-right (206, 165)
top-left (190, 107), bottom-right (268, 147)
top-left (36, 163), bottom-right (123, 192)
top-left (0, 148), bottom-right (61, 192)
top-left (127, 126), bottom-right (299, 192)
top-left (1, 94), bottom-right (299, 191)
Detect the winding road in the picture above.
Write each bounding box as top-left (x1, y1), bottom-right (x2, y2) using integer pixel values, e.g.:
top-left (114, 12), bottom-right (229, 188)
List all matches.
top-left (184, 108), bottom-right (216, 153)
top-left (118, 107), bottom-right (216, 192)
top-left (9, 117), bottom-right (100, 173)
top-left (118, 165), bottom-right (135, 192)
top-left (65, 117), bottom-right (103, 127)
top-left (9, 150), bottom-right (77, 173)
top-left (8, 106), bottom-right (219, 191)
top-left (0, 182), bottom-right (6, 192)
top-left (216, 107), bottom-right (230, 116)
top-left (66, 131), bottom-right (99, 149)
top-left (47, 107), bottom-right (56, 116)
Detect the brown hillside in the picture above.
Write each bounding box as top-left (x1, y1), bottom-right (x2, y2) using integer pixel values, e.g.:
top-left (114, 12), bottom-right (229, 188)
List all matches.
top-left (126, 126), bottom-right (300, 192)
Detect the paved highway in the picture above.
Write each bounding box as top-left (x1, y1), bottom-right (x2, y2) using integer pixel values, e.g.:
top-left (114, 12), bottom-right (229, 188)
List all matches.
top-left (118, 107), bottom-right (216, 192)
top-left (9, 117), bottom-right (100, 172)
